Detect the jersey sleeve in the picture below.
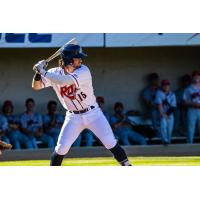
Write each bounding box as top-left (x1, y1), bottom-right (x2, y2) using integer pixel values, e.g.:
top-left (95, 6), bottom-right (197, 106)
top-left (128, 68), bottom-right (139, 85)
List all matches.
top-left (41, 68), bottom-right (56, 88)
top-left (154, 91), bottom-right (163, 105)
top-left (171, 93), bottom-right (177, 107)
top-left (142, 88), bottom-right (150, 102)
top-left (41, 75), bottom-right (52, 88)
top-left (0, 116), bottom-right (8, 131)
top-left (183, 87), bottom-right (192, 102)
top-left (20, 114), bottom-right (27, 129)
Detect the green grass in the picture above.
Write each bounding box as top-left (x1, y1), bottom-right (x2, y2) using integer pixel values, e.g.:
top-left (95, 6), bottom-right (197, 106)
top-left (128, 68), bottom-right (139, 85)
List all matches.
top-left (1, 156), bottom-right (200, 166)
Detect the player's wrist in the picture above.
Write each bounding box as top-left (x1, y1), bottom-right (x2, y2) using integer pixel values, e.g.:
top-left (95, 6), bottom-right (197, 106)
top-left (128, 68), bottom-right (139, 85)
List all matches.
top-left (34, 73), bottom-right (42, 81)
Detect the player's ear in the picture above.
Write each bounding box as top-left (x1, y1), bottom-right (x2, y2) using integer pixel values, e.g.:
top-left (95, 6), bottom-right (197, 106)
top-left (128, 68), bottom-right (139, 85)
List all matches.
top-left (59, 59), bottom-right (65, 68)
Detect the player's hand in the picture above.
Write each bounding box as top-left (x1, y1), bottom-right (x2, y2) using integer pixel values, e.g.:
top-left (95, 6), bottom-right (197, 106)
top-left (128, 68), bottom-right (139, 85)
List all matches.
top-left (33, 60), bottom-right (48, 76)
top-left (0, 140), bottom-right (12, 151)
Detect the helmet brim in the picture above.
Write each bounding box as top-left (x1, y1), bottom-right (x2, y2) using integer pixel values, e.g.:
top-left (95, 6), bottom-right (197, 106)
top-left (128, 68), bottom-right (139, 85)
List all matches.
top-left (74, 52), bottom-right (88, 58)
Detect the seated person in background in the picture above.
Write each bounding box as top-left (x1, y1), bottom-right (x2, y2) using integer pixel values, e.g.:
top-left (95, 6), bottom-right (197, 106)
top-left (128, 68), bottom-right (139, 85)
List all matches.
top-left (142, 73), bottom-right (160, 131)
top-left (43, 100), bottom-right (64, 146)
top-left (174, 74), bottom-right (191, 136)
top-left (2, 100), bottom-right (34, 149)
top-left (0, 114), bottom-right (10, 144)
top-left (183, 71), bottom-right (200, 144)
top-left (110, 102), bottom-right (147, 146)
top-left (155, 80), bottom-right (177, 145)
top-left (20, 98), bottom-right (54, 149)
top-left (96, 96), bottom-right (111, 122)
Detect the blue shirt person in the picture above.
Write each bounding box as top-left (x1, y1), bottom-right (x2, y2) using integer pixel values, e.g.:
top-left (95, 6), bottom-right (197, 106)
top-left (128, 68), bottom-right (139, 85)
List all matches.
top-left (2, 100), bottom-right (32, 149)
top-left (174, 74), bottom-right (191, 135)
top-left (154, 80), bottom-right (177, 145)
top-left (183, 71), bottom-right (200, 144)
top-left (142, 73), bottom-right (160, 133)
top-left (0, 113), bottom-right (10, 144)
top-left (20, 98), bottom-right (54, 148)
top-left (110, 102), bottom-right (147, 146)
top-left (43, 100), bottom-right (64, 146)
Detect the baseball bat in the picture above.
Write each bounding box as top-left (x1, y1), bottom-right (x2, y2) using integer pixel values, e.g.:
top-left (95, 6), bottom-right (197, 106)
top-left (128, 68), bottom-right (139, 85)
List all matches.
top-left (46, 37), bottom-right (77, 63)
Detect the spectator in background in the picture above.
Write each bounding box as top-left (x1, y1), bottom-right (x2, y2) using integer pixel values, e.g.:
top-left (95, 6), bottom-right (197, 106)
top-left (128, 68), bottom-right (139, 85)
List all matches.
top-left (142, 73), bottom-right (160, 131)
top-left (155, 80), bottom-right (177, 145)
top-left (174, 74), bottom-right (191, 136)
top-left (43, 100), bottom-right (64, 146)
top-left (2, 100), bottom-right (34, 149)
top-left (20, 98), bottom-right (54, 149)
top-left (0, 113), bottom-right (9, 144)
top-left (96, 96), bottom-right (111, 122)
top-left (110, 102), bottom-right (147, 145)
top-left (183, 71), bottom-right (200, 144)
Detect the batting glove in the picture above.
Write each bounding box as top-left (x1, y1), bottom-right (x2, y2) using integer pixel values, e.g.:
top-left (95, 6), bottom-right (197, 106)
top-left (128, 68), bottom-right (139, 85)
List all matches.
top-left (33, 60), bottom-right (48, 76)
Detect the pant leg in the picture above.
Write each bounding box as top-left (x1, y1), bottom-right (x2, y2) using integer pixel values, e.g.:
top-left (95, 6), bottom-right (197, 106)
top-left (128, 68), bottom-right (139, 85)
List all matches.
top-left (160, 117), bottom-right (168, 143)
top-left (8, 130), bottom-right (21, 149)
top-left (73, 134), bottom-right (82, 147)
top-left (86, 109), bottom-right (117, 149)
top-left (17, 133), bottom-right (37, 149)
top-left (151, 109), bottom-right (160, 132)
top-left (37, 134), bottom-right (54, 148)
top-left (187, 109), bottom-right (197, 144)
top-left (55, 113), bottom-right (84, 155)
top-left (84, 129), bottom-right (94, 147)
top-left (197, 110), bottom-right (200, 136)
top-left (167, 115), bottom-right (174, 143)
top-left (127, 129), bottom-right (147, 145)
top-left (116, 129), bottom-right (131, 146)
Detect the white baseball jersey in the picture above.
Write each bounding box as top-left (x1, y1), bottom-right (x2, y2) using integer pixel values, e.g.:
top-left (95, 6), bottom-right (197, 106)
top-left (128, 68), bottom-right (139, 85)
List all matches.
top-left (41, 65), bottom-right (97, 111)
top-left (183, 84), bottom-right (200, 104)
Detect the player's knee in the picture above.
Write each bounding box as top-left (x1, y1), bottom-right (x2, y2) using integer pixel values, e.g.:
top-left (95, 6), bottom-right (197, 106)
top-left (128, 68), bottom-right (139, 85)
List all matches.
top-left (102, 135), bottom-right (117, 149)
top-left (55, 144), bottom-right (70, 155)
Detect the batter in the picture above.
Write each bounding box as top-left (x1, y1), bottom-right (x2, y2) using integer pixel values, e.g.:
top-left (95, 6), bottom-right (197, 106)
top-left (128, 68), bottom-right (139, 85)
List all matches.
top-left (32, 44), bottom-right (131, 166)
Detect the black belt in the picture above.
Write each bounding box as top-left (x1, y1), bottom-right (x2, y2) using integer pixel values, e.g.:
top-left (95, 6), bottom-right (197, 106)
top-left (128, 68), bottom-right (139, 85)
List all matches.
top-left (69, 106), bottom-right (95, 114)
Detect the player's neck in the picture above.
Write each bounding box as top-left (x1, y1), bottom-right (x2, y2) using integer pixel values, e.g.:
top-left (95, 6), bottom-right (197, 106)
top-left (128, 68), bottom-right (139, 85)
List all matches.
top-left (64, 65), bottom-right (76, 74)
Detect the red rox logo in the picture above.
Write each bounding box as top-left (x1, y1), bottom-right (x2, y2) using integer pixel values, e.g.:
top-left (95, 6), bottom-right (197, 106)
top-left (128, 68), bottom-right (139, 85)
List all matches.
top-left (60, 84), bottom-right (77, 100)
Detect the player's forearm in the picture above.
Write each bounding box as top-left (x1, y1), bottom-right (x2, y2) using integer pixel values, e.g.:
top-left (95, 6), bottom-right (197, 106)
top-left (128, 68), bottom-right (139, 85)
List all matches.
top-left (45, 72), bottom-right (74, 85)
top-left (32, 73), bottom-right (43, 90)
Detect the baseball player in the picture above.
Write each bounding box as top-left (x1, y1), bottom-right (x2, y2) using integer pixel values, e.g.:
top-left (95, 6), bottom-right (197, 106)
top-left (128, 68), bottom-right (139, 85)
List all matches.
top-left (183, 71), bottom-right (200, 143)
top-left (154, 80), bottom-right (177, 145)
top-left (32, 44), bottom-right (131, 166)
top-left (142, 73), bottom-right (160, 133)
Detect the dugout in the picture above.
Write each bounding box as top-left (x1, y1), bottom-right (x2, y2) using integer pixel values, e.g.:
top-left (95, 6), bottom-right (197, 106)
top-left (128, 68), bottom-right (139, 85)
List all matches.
top-left (0, 46), bottom-right (199, 114)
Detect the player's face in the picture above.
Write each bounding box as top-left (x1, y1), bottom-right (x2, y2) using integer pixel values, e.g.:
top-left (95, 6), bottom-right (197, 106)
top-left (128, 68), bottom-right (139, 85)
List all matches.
top-left (115, 106), bottom-right (123, 114)
top-left (192, 75), bottom-right (200, 84)
top-left (4, 106), bottom-right (12, 114)
top-left (48, 104), bottom-right (57, 113)
top-left (72, 58), bottom-right (82, 68)
top-left (151, 78), bottom-right (159, 87)
top-left (26, 101), bottom-right (35, 112)
top-left (162, 85), bottom-right (170, 93)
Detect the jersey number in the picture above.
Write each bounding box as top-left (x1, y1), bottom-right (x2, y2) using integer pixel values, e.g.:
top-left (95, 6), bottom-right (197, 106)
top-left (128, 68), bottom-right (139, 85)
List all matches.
top-left (77, 92), bottom-right (87, 102)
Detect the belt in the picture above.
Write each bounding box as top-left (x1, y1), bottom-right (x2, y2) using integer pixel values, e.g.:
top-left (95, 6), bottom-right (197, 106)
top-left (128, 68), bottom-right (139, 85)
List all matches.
top-left (69, 106), bottom-right (95, 114)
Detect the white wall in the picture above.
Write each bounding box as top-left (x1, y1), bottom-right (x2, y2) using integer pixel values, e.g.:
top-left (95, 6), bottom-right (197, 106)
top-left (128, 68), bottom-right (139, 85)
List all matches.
top-left (0, 47), bottom-right (199, 115)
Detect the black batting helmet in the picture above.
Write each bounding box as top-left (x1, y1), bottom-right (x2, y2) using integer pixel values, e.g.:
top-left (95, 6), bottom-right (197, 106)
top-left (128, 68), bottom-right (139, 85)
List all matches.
top-left (60, 44), bottom-right (87, 65)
